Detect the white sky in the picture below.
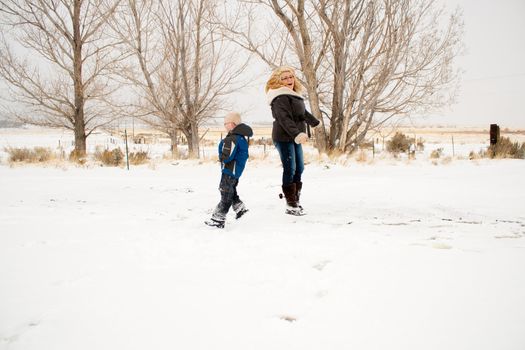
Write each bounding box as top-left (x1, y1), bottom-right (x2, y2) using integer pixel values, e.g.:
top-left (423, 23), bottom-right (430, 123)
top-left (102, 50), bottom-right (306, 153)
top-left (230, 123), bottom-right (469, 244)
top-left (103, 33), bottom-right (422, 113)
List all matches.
top-left (420, 0), bottom-right (525, 128)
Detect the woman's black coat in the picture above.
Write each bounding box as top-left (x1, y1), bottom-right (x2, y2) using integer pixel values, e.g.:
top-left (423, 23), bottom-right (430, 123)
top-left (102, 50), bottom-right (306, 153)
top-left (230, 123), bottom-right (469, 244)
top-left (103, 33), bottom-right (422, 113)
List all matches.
top-left (270, 94), bottom-right (320, 143)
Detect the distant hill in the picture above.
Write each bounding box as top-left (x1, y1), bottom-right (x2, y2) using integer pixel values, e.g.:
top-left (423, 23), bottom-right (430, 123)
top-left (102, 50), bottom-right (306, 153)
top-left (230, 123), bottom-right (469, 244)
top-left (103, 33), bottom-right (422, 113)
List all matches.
top-left (0, 120), bottom-right (24, 128)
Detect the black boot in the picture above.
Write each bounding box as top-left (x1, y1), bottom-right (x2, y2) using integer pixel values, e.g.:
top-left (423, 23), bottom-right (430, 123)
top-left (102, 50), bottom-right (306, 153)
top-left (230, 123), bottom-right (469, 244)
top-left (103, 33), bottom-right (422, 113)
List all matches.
top-left (204, 218), bottom-right (225, 228)
top-left (282, 183), bottom-right (304, 216)
top-left (205, 206), bottom-right (227, 228)
top-left (235, 208), bottom-right (249, 219)
top-left (232, 201), bottom-right (249, 219)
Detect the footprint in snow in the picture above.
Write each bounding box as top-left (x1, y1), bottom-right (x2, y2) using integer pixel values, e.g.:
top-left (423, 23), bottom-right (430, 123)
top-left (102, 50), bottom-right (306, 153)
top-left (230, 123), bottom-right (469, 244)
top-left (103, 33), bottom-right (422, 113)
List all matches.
top-left (312, 260), bottom-right (331, 271)
top-left (1, 321), bottom-right (40, 344)
top-left (279, 315), bottom-right (297, 322)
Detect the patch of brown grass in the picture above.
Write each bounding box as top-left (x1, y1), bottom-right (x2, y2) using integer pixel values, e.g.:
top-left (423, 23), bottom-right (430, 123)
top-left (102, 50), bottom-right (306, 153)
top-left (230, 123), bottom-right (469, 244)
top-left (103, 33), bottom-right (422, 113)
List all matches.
top-left (486, 137), bottom-right (525, 159)
top-left (387, 132), bottom-right (411, 154)
top-left (128, 151), bottom-right (149, 165)
top-left (5, 146), bottom-right (54, 163)
top-left (94, 147), bottom-right (124, 166)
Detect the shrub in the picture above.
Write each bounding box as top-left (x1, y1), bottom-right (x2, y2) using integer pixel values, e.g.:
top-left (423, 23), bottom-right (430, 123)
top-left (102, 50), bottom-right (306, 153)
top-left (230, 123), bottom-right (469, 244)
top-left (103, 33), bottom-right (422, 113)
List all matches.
top-left (128, 151), bottom-right (149, 165)
top-left (430, 148), bottom-right (444, 159)
top-left (469, 150), bottom-right (482, 160)
top-left (5, 146), bottom-right (53, 163)
top-left (387, 132), bottom-right (411, 154)
top-left (33, 147), bottom-right (53, 162)
top-left (6, 147), bottom-right (32, 162)
top-left (68, 150), bottom-right (87, 165)
top-left (69, 150), bottom-right (87, 164)
top-left (487, 137), bottom-right (525, 159)
top-left (94, 147), bottom-right (124, 166)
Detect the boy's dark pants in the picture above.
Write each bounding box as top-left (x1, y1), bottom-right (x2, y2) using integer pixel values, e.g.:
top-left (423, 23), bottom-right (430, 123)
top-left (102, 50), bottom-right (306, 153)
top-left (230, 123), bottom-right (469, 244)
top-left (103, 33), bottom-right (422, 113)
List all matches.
top-left (212, 173), bottom-right (244, 222)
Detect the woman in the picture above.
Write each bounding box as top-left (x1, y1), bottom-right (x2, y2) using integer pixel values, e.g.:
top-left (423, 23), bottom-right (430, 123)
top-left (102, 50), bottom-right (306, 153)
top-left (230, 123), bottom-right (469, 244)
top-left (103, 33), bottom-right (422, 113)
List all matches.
top-left (265, 66), bottom-right (320, 216)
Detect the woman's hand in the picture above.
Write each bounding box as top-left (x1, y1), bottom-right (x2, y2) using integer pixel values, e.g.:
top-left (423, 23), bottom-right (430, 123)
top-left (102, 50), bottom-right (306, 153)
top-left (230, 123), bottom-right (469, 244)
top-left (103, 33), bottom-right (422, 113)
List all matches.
top-left (294, 132), bottom-right (308, 144)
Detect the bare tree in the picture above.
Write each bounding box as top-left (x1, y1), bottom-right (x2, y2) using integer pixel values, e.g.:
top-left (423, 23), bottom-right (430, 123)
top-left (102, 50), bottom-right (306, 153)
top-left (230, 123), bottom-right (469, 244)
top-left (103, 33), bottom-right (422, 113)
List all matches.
top-left (223, 0), bottom-right (463, 154)
top-left (220, 0), bottom-right (330, 151)
top-left (0, 0), bottom-right (124, 156)
top-left (113, 0), bottom-right (248, 158)
top-left (327, 0), bottom-right (464, 153)
top-left (111, 0), bottom-right (182, 155)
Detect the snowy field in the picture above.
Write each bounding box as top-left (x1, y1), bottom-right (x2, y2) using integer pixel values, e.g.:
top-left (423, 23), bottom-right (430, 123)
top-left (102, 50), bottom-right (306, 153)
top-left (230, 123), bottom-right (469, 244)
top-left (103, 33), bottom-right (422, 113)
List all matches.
top-left (1, 127), bottom-right (525, 350)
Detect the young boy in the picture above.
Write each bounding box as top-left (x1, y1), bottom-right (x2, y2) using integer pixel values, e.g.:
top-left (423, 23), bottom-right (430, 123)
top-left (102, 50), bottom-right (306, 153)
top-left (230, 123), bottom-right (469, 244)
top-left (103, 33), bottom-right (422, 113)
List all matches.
top-left (205, 112), bottom-right (253, 228)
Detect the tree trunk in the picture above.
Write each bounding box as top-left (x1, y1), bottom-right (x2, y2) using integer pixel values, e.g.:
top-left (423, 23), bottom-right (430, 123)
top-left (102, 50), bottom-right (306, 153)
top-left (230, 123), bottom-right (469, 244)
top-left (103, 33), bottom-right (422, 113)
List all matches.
top-left (74, 122), bottom-right (87, 156)
top-left (169, 129), bottom-right (179, 158)
top-left (186, 121), bottom-right (200, 158)
top-left (306, 88), bottom-right (327, 153)
top-left (329, 48), bottom-right (346, 152)
top-left (73, 0), bottom-right (86, 156)
top-left (300, 56), bottom-right (327, 152)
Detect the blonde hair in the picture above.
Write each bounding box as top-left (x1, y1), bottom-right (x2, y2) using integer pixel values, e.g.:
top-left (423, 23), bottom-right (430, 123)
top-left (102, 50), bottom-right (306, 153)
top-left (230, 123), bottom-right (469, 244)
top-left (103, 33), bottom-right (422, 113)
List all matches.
top-left (224, 111), bottom-right (241, 125)
top-left (265, 66), bottom-right (304, 93)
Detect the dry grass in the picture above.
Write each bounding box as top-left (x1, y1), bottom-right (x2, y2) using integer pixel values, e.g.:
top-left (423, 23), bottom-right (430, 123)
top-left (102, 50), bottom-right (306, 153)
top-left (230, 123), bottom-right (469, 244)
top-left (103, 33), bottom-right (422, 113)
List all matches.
top-left (5, 146), bottom-right (54, 163)
top-left (486, 137), bottom-right (525, 159)
top-left (128, 151), bottom-right (149, 165)
top-left (430, 148), bottom-right (444, 159)
top-left (94, 147), bottom-right (124, 166)
top-left (469, 150), bottom-right (483, 160)
top-left (387, 132), bottom-right (411, 154)
top-left (69, 150), bottom-right (87, 164)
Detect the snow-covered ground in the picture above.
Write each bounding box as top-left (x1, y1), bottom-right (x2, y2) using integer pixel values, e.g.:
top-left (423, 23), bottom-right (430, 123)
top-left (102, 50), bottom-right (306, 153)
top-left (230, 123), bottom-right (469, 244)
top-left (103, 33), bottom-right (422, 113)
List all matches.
top-left (1, 127), bottom-right (525, 350)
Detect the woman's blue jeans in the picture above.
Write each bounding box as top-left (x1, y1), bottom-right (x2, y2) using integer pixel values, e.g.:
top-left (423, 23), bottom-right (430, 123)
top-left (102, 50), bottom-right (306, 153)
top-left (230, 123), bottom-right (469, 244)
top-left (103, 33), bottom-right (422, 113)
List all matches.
top-left (274, 141), bottom-right (304, 185)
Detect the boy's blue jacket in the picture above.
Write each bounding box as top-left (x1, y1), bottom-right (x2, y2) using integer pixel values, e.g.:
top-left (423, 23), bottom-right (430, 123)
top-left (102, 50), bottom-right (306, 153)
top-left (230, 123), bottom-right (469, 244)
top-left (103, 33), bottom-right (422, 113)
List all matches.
top-left (219, 123), bottom-right (253, 178)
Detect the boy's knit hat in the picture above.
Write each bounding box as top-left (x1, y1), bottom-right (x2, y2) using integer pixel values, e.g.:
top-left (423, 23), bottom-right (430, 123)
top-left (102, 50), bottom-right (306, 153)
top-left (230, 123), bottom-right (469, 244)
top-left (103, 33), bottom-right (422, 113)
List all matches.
top-left (224, 112), bottom-right (241, 125)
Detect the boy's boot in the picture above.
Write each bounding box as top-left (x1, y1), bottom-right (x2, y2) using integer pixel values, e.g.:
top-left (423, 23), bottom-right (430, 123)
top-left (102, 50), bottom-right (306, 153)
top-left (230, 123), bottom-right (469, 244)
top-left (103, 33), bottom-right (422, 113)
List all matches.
top-left (204, 218), bottom-right (225, 228)
top-left (205, 208), bottom-right (226, 228)
top-left (232, 201), bottom-right (249, 220)
top-left (282, 183), bottom-right (305, 216)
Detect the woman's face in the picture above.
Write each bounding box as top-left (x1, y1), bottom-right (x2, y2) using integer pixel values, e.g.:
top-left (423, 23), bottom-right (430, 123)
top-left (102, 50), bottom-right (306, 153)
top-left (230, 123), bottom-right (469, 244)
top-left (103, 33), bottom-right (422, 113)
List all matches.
top-left (280, 71), bottom-right (295, 90)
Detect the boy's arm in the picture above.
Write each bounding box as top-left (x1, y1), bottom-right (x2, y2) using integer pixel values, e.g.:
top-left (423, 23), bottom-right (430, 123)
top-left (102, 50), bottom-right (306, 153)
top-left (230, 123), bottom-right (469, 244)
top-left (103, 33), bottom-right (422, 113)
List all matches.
top-left (220, 134), bottom-right (237, 163)
top-left (217, 139), bottom-right (224, 160)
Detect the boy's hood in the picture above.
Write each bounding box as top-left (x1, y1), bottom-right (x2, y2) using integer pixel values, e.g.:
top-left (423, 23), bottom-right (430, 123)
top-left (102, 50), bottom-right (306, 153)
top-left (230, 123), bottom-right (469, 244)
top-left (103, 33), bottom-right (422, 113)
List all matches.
top-left (231, 123), bottom-right (253, 137)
